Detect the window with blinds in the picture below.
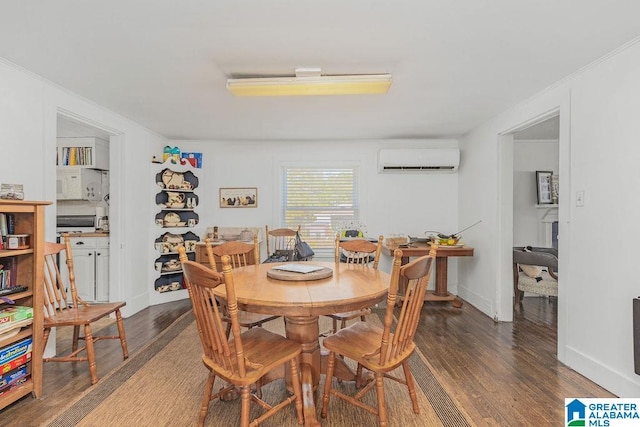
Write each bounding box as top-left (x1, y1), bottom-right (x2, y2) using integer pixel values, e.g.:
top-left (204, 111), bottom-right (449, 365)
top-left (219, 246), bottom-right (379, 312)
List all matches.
top-left (281, 166), bottom-right (360, 252)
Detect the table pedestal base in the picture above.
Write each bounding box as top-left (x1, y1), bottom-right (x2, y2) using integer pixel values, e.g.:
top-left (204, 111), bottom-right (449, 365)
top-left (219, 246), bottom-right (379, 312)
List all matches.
top-left (425, 290), bottom-right (464, 307)
top-left (283, 315), bottom-right (368, 426)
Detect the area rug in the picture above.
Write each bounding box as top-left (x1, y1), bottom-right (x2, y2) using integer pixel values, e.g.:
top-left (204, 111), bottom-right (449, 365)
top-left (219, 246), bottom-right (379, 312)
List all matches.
top-left (45, 311), bottom-right (473, 427)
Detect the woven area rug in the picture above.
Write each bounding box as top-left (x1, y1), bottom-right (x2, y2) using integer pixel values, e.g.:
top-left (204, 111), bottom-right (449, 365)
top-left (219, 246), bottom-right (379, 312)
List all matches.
top-left (45, 310), bottom-right (473, 427)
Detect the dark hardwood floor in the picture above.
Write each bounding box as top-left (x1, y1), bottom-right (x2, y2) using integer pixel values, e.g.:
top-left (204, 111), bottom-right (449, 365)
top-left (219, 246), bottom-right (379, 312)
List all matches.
top-left (415, 296), bottom-right (615, 426)
top-left (1, 296), bottom-right (614, 426)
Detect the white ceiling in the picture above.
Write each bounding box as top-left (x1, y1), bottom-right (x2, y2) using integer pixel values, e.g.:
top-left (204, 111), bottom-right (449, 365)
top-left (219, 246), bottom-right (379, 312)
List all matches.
top-left (2, 1), bottom-right (640, 141)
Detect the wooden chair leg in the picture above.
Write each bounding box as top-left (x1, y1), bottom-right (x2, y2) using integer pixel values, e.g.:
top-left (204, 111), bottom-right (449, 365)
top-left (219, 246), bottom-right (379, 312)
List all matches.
top-left (355, 363), bottom-right (364, 388)
top-left (375, 373), bottom-right (388, 427)
top-left (83, 324), bottom-right (98, 385)
top-left (240, 385), bottom-right (251, 427)
top-left (115, 309), bottom-right (129, 359)
top-left (72, 325), bottom-right (80, 352)
top-left (289, 356), bottom-right (304, 425)
top-left (332, 319), bottom-right (338, 334)
top-left (402, 360), bottom-right (420, 414)
top-left (340, 319), bottom-right (347, 330)
top-left (321, 352), bottom-right (336, 418)
top-left (198, 371), bottom-right (216, 427)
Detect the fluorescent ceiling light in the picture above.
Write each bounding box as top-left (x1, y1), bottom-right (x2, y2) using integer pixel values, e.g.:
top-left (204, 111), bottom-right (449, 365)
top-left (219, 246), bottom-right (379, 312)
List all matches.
top-left (226, 68), bottom-right (392, 97)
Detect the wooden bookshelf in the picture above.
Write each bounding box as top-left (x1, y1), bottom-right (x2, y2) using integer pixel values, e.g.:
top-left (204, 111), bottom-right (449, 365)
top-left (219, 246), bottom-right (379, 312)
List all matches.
top-left (0, 200), bottom-right (50, 409)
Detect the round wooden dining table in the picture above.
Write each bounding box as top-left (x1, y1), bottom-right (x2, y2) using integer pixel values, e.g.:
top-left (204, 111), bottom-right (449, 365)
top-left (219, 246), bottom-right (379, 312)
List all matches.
top-left (212, 261), bottom-right (390, 427)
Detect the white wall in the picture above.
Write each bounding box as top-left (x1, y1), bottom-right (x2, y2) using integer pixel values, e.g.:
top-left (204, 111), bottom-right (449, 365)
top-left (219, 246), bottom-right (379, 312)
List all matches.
top-left (0, 58), bottom-right (166, 317)
top-left (148, 139), bottom-right (461, 305)
top-left (460, 39), bottom-right (640, 396)
top-left (513, 141), bottom-right (559, 246)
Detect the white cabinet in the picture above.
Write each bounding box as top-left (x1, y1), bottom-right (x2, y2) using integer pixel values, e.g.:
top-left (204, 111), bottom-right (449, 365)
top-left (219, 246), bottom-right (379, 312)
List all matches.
top-left (95, 243), bottom-right (110, 301)
top-left (61, 236), bottom-right (109, 302)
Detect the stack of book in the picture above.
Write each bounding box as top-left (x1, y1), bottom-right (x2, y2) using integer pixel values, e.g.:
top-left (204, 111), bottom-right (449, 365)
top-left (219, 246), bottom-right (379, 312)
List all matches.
top-left (0, 337), bottom-right (32, 397)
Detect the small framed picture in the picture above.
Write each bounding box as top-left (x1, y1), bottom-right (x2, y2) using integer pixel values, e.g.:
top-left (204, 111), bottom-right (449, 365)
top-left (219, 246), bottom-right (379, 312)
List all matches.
top-left (536, 171), bottom-right (553, 204)
top-left (220, 187), bottom-right (258, 208)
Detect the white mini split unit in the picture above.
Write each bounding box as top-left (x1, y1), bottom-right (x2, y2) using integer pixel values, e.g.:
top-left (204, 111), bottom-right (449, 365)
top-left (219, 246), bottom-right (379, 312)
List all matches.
top-left (377, 148), bottom-right (460, 173)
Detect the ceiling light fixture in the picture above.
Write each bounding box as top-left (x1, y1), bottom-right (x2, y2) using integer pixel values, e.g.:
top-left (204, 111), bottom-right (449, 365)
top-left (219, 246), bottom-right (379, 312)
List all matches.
top-left (226, 68), bottom-right (392, 97)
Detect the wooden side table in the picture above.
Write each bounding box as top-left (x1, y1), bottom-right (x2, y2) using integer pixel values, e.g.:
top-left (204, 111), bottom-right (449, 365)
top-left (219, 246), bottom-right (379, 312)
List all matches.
top-left (383, 243), bottom-right (474, 307)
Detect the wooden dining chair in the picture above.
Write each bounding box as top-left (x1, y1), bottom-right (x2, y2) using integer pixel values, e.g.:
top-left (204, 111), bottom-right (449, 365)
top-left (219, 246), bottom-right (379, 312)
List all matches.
top-left (265, 224), bottom-right (300, 260)
top-left (204, 237), bottom-right (280, 337)
top-left (41, 235), bottom-right (129, 385)
top-left (321, 246), bottom-right (436, 427)
top-left (324, 234), bottom-right (384, 334)
top-left (179, 251), bottom-right (304, 427)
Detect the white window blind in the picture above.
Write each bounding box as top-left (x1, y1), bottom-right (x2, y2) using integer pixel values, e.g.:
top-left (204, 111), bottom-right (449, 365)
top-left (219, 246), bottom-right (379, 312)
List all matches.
top-left (282, 166), bottom-right (360, 252)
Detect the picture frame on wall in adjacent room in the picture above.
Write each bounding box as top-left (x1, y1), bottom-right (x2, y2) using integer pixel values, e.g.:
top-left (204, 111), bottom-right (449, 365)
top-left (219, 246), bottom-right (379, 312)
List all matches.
top-left (536, 171), bottom-right (553, 204)
top-left (220, 187), bottom-right (257, 208)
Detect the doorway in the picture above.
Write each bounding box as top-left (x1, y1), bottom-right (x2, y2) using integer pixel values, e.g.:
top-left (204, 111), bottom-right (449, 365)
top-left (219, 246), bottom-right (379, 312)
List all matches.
top-left (512, 115), bottom-right (559, 325)
top-left (56, 112), bottom-right (114, 302)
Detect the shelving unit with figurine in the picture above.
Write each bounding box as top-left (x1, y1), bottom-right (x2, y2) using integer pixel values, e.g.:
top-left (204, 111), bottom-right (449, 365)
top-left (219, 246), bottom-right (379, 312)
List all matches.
top-left (151, 151), bottom-right (201, 304)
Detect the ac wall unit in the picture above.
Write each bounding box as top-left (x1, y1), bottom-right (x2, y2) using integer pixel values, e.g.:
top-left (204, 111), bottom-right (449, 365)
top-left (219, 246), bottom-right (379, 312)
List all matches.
top-left (378, 148), bottom-right (460, 173)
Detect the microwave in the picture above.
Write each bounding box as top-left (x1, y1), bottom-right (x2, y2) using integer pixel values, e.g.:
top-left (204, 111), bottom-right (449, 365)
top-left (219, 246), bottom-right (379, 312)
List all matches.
top-left (56, 168), bottom-right (104, 200)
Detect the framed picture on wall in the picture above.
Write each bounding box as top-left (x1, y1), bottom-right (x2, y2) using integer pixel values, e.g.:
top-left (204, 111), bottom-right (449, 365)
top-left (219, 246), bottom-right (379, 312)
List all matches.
top-left (219, 187), bottom-right (257, 208)
top-left (535, 171), bottom-right (553, 204)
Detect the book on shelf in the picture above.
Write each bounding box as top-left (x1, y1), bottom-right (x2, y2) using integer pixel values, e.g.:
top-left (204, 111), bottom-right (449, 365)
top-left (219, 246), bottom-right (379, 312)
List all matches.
top-left (0, 374), bottom-right (29, 398)
top-left (6, 214), bottom-right (14, 235)
top-left (0, 258), bottom-right (17, 288)
top-left (0, 353), bottom-right (30, 375)
top-left (0, 364), bottom-right (29, 390)
top-left (0, 364), bottom-right (30, 398)
top-left (0, 337), bottom-right (32, 365)
top-left (0, 213), bottom-right (6, 236)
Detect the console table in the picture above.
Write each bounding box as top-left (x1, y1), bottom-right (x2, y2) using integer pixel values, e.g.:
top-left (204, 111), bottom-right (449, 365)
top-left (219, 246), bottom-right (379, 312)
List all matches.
top-left (383, 243), bottom-right (474, 307)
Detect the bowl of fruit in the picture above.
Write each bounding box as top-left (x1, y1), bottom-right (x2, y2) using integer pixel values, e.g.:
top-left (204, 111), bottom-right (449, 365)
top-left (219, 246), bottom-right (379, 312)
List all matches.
top-left (436, 234), bottom-right (460, 246)
top-left (425, 231), bottom-right (461, 246)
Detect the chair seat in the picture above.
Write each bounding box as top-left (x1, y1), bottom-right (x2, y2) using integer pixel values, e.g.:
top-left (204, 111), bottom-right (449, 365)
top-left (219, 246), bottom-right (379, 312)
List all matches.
top-left (327, 308), bottom-right (372, 321)
top-left (43, 302), bottom-right (126, 327)
top-left (517, 270), bottom-right (558, 296)
top-left (210, 327), bottom-right (302, 385)
top-left (323, 322), bottom-right (415, 372)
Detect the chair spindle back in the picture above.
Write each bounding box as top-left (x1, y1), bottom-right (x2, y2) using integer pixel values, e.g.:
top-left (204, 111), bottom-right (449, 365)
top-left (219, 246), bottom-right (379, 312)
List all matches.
top-left (181, 254), bottom-right (256, 379)
top-left (206, 235), bottom-right (259, 270)
top-left (265, 225), bottom-right (299, 256)
top-left (42, 235), bottom-right (89, 319)
top-left (378, 246), bottom-right (436, 366)
top-left (335, 234), bottom-right (383, 269)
